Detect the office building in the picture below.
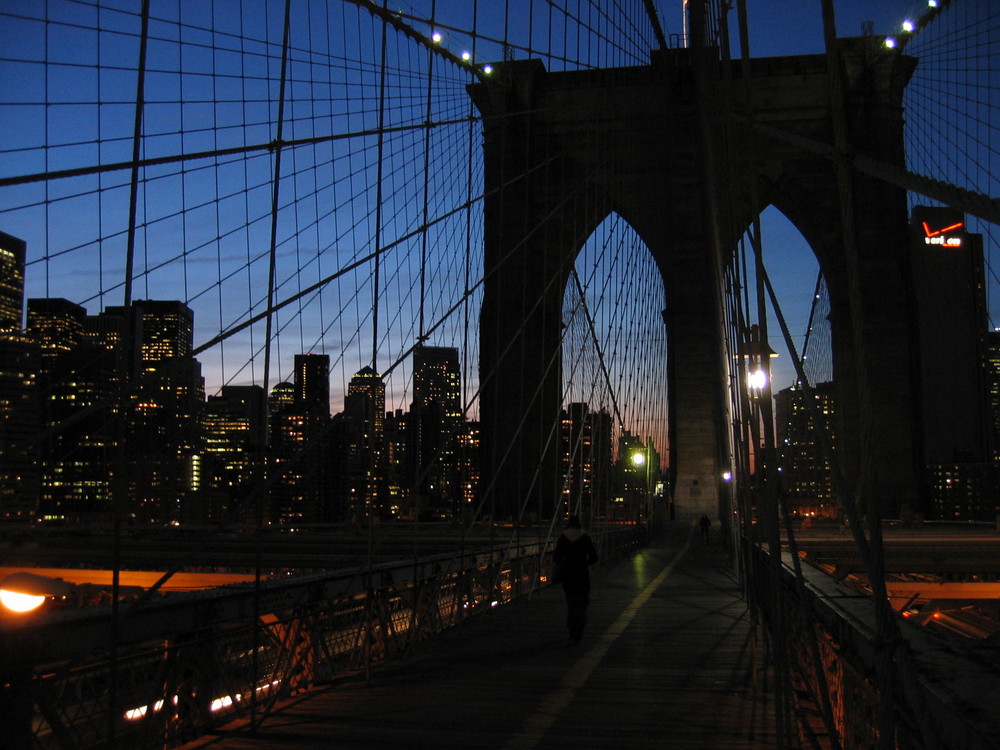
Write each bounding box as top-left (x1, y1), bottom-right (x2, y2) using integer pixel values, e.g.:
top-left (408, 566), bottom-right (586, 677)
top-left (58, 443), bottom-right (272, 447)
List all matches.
top-left (0, 231), bottom-right (26, 334)
top-left (911, 207), bottom-right (996, 520)
top-left (775, 382), bottom-right (836, 518)
top-left (0, 232), bottom-right (39, 518)
top-left (294, 353), bottom-right (330, 418)
top-left (409, 345), bottom-right (462, 515)
top-left (201, 385), bottom-right (265, 522)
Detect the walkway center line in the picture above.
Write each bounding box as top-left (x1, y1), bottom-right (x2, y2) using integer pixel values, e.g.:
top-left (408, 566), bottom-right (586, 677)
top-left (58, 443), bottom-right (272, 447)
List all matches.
top-left (503, 529), bottom-right (694, 750)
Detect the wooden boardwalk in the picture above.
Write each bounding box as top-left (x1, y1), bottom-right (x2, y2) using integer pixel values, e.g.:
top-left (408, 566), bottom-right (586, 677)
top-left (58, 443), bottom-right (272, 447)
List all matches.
top-left (182, 523), bottom-right (781, 750)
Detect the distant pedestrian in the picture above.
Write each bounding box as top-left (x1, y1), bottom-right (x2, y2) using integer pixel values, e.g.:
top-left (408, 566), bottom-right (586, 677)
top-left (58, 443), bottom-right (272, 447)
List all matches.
top-left (699, 513), bottom-right (711, 543)
top-left (553, 515), bottom-right (598, 643)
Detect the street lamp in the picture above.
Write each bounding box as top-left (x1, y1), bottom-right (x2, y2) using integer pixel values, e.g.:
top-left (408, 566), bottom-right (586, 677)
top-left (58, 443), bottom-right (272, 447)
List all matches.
top-left (631, 445), bottom-right (652, 522)
top-left (0, 572), bottom-right (74, 614)
top-left (741, 324), bottom-right (777, 400)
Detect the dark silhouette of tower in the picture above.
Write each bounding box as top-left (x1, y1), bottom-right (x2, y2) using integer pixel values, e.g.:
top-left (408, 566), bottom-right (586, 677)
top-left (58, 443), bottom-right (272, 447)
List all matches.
top-left (0, 231), bottom-right (39, 519)
top-left (561, 403), bottom-right (612, 520)
top-left (911, 207), bottom-right (995, 520)
top-left (0, 230), bottom-right (26, 334)
top-left (294, 353), bottom-right (331, 417)
top-left (409, 345), bottom-right (462, 517)
top-left (336, 366), bottom-right (387, 519)
top-left (202, 385), bottom-right (265, 523)
top-left (268, 355), bottom-right (331, 524)
top-left (774, 382), bottom-right (836, 518)
top-left (26, 299), bottom-right (113, 520)
top-left (100, 300), bottom-right (204, 523)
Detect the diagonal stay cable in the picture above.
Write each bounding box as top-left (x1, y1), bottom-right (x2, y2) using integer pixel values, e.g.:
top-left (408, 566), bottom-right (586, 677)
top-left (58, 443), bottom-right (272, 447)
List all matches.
top-left (569, 267), bottom-right (626, 432)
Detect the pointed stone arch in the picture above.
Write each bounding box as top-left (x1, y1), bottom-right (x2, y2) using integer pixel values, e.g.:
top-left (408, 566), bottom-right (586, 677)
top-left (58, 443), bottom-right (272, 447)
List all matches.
top-left (470, 40), bottom-right (921, 521)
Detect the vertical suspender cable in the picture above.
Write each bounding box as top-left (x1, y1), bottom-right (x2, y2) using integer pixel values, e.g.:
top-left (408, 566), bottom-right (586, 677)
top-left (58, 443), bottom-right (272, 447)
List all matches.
top-left (417, 1), bottom-right (437, 342)
top-left (109, 1), bottom-right (151, 745)
top-left (365, 0), bottom-right (391, 684)
top-left (252, 0), bottom-right (293, 730)
top-left (371, 1), bottom-right (389, 370)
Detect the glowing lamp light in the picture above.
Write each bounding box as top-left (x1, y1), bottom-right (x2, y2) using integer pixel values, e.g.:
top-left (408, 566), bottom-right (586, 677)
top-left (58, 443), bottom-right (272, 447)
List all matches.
top-left (631, 451), bottom-right (646, 468)
top-left (928, 1), bottom-right (938, 7)
top-left (722, 471), bottom-right (733, 482)
top-left (0, 572), bottom-right (74, 613)
top-left (902, 20), bottom-right (915, 32)
top-left (461, 51), bottom-right (471, 61)
top-left (482, 64), bottom-right (493, 75)
top-left (884, 37), bottom-right (897, 49)
top-left (748, 368), bottom-right (768, 392)
top-left (431, 31), bottom-right (442, 44)
top-left (0, 588), bottom-right (46, 613)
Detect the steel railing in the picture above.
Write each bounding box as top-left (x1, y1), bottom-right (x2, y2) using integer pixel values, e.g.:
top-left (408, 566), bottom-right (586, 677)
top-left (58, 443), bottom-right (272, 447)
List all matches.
top-left (749, 545), bottom-right (1000, 750)
top-left (0, 525), bottom-right (649, 750)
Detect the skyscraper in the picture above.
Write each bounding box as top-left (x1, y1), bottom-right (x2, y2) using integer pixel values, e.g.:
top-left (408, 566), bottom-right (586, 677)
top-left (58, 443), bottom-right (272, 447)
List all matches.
top-left (27, 298), bottom-right (86, 362)
top-left (0, 231), bottom-right (39, 519)
top-left (202, 385), bottom-right (265, 522)
top-left (101, 300), bottom-right (204, 523)
top-left (0, 231), bottom-right (26, 334)
top-left (774, 382), bottom-right (836, 518)
top-left (413, 345), bottom-right (461, 420)
top-left (294, 353), bottom-right (330, 418)
top-left (911, 206), bottom-right (994, 520)
top-left (338, 366), bottom-right (387, 519)
top-left (26, 299), bottom-right (112, 520)
top-left (268, 357), bottom-right (331, 525)
top-left (560, 403), bottom-right (612, 520)
top-left (983, 331), bottom-right (1000, 463)
top-left (409, 345), bottom-right (462, 515)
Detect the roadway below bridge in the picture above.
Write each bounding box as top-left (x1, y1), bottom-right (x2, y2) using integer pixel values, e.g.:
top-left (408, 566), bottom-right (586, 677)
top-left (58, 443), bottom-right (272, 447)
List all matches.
top-left (786, 521), bottom-right (1000, 577)
top-left (0, 523), bottom-right (549, 573)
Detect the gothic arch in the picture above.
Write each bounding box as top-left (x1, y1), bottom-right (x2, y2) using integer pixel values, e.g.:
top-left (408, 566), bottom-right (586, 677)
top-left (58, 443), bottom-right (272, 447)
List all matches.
top-left (470, 40), bottom-right (920, 520)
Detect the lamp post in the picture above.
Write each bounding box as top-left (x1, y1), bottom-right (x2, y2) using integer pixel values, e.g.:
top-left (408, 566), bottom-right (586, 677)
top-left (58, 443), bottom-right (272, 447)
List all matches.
top-left (740, 324), bottom-right (778, 496)
top-left (631, 443), bottom-right (651, 523)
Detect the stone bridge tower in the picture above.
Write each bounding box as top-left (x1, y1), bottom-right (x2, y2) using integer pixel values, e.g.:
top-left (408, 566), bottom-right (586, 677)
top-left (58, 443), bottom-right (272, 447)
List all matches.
top-left (469, 39), bottom-right (920, 522)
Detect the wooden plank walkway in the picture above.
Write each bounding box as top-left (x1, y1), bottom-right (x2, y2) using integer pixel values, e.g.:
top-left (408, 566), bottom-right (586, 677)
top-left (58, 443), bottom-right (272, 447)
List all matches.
top-left (182, 522), bottom-right (781, 750)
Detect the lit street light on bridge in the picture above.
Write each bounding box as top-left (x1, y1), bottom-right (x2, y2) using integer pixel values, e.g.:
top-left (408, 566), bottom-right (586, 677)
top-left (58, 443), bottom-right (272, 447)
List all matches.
top-left (0, 572), bottom-right (73, 614)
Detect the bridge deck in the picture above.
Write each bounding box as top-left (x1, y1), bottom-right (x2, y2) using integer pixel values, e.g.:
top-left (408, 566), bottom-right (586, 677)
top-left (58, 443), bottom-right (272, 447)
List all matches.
top-left (182, 524), bottom-right (781, 749)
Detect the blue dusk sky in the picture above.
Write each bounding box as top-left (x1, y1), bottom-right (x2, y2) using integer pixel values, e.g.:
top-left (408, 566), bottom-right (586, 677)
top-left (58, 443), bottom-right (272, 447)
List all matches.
top-left (0, 0), bottom-right (986, 413)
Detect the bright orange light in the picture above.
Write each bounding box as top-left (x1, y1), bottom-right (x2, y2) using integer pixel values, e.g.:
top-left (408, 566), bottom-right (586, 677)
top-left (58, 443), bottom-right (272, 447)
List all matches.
top-left (0, 588), bottom-right (46, 613)
top-left (922, 220), bottom-right (964, 238)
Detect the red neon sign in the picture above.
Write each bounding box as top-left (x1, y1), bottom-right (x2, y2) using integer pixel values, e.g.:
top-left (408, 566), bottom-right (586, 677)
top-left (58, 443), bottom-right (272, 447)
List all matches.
top-left (921, 220), bottom-right (964, 246)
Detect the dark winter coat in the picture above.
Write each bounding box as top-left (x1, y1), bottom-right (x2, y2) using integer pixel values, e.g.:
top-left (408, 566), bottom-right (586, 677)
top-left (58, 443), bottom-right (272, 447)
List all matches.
top-left (553, 528), bottom-right (598, 593)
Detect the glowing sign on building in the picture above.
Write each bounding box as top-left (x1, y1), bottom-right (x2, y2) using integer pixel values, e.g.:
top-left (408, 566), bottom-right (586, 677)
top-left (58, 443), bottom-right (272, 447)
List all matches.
top-left (922, 220), bottom-right (964, 246)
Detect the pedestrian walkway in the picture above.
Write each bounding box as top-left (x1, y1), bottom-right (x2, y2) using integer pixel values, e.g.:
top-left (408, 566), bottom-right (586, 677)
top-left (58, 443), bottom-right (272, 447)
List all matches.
top-left (182, 522), bottom-right (780, 749)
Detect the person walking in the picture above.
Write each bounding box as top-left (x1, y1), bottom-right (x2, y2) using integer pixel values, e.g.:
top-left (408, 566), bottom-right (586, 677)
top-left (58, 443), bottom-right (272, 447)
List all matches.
top-left (553, 515), bottom-right (598, 643)
top-left (699, 513), bottom-right (711, 543)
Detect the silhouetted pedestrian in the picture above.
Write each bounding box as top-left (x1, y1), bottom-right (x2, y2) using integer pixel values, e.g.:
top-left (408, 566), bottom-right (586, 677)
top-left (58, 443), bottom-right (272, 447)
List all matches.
top-left (699, 513), bottom-right (711, 543)
top-left (553, 515), bottom-right (598, 643)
